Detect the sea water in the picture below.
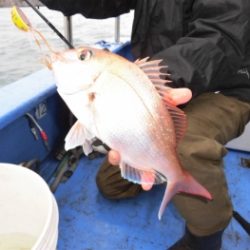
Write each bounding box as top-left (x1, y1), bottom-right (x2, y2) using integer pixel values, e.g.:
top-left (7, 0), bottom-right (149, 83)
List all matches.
top-left (0, 7), bottom-right (133, 87)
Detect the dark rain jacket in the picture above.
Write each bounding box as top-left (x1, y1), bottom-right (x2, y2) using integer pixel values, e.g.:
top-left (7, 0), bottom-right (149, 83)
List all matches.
top-left (41, 0), bottom-right (250, 102)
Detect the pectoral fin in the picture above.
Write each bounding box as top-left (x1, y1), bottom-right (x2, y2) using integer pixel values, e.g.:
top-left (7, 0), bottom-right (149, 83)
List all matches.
top-left (65, 120), bottom-right (94, 155)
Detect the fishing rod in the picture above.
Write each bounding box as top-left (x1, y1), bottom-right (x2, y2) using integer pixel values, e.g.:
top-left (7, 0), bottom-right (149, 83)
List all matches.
top-left (22, 0), bottom-right (74, 49)
top-left (233, 210), bottom-right (250, 236)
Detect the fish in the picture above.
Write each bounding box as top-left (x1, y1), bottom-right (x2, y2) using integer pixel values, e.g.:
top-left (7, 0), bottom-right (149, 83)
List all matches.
top-left (10, 4), bottom-right (212, 219)
top-left (47, 47), bottom-right (212, 220)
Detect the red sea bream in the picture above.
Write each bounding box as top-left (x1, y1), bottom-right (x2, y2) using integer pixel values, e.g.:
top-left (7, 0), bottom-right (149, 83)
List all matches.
top-left (49, 47), bottom-right (212, 219)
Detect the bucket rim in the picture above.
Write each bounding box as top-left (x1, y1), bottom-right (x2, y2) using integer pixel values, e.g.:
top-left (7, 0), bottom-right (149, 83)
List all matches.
top-left (0, 163), bottom-right (58, 249)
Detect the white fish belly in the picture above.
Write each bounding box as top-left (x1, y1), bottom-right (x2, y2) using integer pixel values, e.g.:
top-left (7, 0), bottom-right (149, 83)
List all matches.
top-left (91, 71), bottom-right (174, 170)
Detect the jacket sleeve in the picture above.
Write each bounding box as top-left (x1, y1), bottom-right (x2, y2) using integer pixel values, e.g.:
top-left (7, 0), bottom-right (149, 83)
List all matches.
top-left (154, 0), bottom-right (250, 97)
top-left (40, 0), bottom-right (136, 18)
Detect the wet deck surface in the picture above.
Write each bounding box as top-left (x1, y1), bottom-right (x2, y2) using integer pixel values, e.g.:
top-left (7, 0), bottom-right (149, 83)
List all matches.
top-left (55, 149), bottom-right (250, 250)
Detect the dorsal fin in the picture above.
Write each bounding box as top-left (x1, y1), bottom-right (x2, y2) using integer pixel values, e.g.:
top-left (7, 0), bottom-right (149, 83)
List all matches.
top-left (135, 57), bottom-right (171, 85)
top-left (134, 57), bottom-right (150, 64)
top-left (135, 57), bottom-right (187, 143)
top-left (155, 85), bottom-right (189, 143)
top-left (163, 99), bottom-right (187, 143)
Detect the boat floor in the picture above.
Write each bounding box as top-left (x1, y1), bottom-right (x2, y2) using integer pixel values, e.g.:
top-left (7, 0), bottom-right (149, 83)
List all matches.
top-left (54, 149), bottom-right (250, 250)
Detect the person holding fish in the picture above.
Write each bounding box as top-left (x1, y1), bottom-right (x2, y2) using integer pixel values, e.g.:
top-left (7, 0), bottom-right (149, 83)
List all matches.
top-left (40, 0), bottom-right (250, 249)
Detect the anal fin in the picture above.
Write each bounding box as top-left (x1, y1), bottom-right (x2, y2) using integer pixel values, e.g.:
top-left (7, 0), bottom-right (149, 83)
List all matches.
top-left (120, 162), bottom-right (166, 186)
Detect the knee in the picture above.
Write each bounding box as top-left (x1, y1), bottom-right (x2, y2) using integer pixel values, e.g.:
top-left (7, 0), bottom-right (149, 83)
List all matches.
top-left (174, 135), bottom-right (233, 236)
top-left (95, 158), bottom-right (142, 200)
top-left (95, 175), bottom-right (116, 200)
top-left (95, 159), bottom-right (119, 199)
top-left (177, 134), bottom-right (227, 163)
top-left (96, 176), bottom-right (115, 200)
top-left (173, 194), bottom-right (233, 236)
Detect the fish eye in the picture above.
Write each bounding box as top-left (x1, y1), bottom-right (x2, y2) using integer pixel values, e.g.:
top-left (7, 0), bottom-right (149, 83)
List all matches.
top-left (79, 49), bottom-right (93, 61)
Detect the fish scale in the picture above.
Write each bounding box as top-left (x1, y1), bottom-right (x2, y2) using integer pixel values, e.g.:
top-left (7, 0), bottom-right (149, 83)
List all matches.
top-left (11, 3), bottom-right (211, 220)
top-left (50, 47), bottom-right (212, 220)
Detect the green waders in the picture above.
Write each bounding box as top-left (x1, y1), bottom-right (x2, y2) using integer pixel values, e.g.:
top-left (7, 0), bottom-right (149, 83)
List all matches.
top-left (96, 93), bottom-right (250, 236)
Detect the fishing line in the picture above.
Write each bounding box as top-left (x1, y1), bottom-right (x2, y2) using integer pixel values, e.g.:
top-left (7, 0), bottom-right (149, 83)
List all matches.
top-left (21, 0), bottom-right (74, 49)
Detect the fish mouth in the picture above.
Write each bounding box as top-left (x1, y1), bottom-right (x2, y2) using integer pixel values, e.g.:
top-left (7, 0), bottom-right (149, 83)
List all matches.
top-left (43, 49), bottom-right (79, 70)
top-left (42, 54), bottom-right (53, 70)
top-left (27, 26), bottom-right (75, 69)
top-left (42, 52), bottom-right (64, 70)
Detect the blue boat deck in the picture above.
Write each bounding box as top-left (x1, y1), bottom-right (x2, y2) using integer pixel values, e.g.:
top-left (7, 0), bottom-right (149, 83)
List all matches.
top-left (54, 149), bottom-right (250, 250)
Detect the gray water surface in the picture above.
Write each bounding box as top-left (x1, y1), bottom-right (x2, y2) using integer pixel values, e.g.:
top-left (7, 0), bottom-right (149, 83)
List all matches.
top-left (0, 7), bottom-right (133, 87)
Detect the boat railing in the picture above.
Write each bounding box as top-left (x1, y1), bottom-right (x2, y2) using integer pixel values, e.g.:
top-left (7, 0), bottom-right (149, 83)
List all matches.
top-left (0, 1), bottom-right (122, 47)
top-left (0, 68), bottom-right (55, 130)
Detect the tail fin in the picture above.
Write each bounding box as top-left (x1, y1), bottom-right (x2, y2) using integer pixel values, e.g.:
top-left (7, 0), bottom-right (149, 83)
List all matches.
top-left (158, 171), bottom-right (212, 220)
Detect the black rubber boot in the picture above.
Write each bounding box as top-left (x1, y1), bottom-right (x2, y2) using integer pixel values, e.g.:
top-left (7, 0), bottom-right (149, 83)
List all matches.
top-left (167, 227), bottom-right (224, 250)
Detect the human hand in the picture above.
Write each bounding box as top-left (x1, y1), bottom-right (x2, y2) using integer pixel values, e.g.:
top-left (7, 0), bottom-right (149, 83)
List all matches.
top-left (160, 87), bottom-right (192, 106)
top-left (108, 151), bottom-right (155, 191)
top-left (108, 87), bottom-right (192, 190)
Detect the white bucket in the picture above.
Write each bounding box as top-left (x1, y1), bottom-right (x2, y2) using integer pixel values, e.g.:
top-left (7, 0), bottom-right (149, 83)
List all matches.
top-left (0, 163), bottom-right (59, 250)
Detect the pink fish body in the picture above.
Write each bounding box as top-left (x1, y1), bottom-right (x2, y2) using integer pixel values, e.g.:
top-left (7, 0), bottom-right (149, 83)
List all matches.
top-left (50, 47), bottom-right (212, 219)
